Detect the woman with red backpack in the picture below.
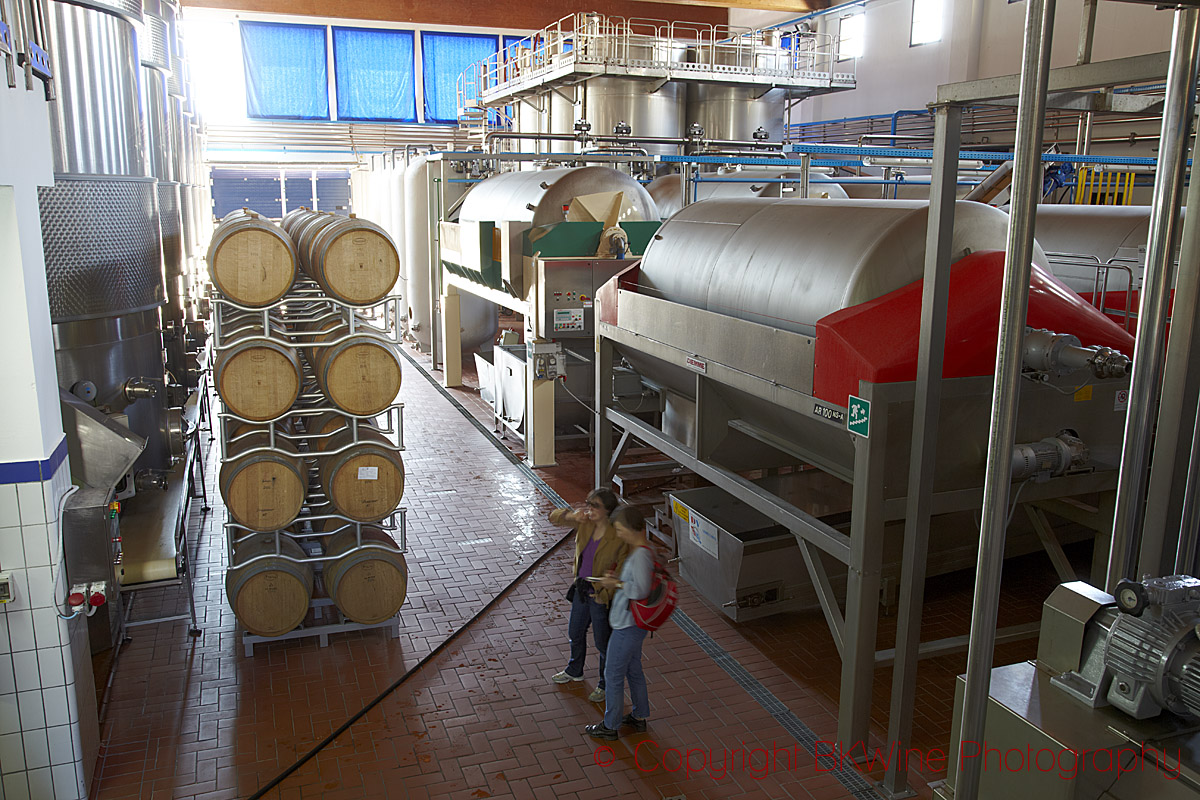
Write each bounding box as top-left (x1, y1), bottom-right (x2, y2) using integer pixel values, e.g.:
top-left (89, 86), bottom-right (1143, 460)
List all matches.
top-left (585, 505), bottom-right (653, 740)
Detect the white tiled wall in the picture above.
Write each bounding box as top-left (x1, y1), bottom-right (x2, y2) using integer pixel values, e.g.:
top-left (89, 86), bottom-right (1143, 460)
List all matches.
top-left (0, 458), bottom-right (88, 800)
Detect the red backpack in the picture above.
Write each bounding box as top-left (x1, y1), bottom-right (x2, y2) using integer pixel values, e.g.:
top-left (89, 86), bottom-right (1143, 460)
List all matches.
top-left (631, 556), bottom-right (679, 631)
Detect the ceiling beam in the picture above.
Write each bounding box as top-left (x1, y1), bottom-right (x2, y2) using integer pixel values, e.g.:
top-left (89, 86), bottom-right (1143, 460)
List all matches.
top-left (628, 0), bottom-right (827, 14)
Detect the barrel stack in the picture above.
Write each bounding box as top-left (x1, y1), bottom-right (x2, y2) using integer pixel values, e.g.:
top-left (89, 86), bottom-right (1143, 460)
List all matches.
top-left (208, 208), bottom-right (409, 645)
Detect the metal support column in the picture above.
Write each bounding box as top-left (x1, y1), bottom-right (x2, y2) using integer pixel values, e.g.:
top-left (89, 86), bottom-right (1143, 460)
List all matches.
top-left (1143, 124), bottom-right (1200, 577)
top-left (1109, 8), bottom-right (1200, 591)
top-left (954, 0), bottom-right (1056, 797)
top-left (594, 335), bottom-right (616, 488)
top-left (837, 401), bottom-right (888, 752)
top-left (882, 103), bottom-right (963, 799)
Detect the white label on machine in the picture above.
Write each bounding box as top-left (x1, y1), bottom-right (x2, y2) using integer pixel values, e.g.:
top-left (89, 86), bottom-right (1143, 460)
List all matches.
top-left (357, 466), bottom-right (379, 480)
top-left (688, 511), bottom-right (719, 558)
top-left (686, 356), bottom-right (707, 374)
top-left (1115, 389), bottom-right (1129, 412)
top-left (553, 308), bottom-right (585, 332)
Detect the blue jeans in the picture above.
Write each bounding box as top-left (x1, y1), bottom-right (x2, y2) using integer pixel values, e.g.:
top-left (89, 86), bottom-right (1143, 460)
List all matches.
top-left (603, 625), bottom-right (649, 730)
top-left (566, 588), bottom-right (611, 688)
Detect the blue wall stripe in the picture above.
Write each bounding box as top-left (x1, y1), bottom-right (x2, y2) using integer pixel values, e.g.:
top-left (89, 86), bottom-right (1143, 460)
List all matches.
top-left (0, 436), bottom-right (68, 485)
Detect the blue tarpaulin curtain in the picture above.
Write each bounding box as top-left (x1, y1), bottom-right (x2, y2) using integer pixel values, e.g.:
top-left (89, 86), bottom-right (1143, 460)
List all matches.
top-left (240, 21), bottom-right (329, 119)
top-left (332, 27), bottom-right (417, 122)
top-left (420, 31), bottom-right (498, 125)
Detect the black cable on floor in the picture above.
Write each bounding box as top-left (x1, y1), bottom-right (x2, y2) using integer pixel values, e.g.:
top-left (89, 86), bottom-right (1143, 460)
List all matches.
top-left (245, 347), bottom-right (573, 800)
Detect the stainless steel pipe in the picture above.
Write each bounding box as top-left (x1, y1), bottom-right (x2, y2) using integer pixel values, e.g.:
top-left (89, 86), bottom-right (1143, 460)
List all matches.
top-left (955, 0), bottom-right (1056, 798)
top-left (1108, 7), bottom-right (1200, 591)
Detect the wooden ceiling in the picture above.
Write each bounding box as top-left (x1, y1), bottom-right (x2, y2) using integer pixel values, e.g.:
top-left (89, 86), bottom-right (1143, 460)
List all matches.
top-left (180, 0), bottom-right (738, 30)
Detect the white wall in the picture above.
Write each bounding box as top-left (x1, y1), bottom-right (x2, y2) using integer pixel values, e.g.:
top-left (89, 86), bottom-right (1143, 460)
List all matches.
top-left (734, 0), bottom-right (1174, 124)
top-left (0, 89), bottom-right (63, 464)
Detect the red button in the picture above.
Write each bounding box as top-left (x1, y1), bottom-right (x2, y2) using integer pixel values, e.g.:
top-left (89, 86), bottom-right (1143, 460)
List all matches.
top-left (67, 592), bottom-right (85, 607)
top-left (88, 592), bottom-right (106, 607)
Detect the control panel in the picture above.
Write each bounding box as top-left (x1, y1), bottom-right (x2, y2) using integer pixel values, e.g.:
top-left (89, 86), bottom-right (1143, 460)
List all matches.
top-left (539, 259), bottom-right (628, 340)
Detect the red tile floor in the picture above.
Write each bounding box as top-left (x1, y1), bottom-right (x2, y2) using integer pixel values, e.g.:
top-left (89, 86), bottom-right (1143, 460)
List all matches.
top-left (91, 343), bottom-right (1080, 799)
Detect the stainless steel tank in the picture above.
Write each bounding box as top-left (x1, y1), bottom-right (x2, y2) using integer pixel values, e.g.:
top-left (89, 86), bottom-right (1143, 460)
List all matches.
top-left (581, 78), bottom-right (684, 157)
top-left (686, 84), bottom-right (787, 143)
top-left (459, 166), bottom-right (657, 227)
top-left (1033, 205), bottom-right (1156, 295)
top-left (686, 39), bottom-right (789, 142)
top-left (648, 170), bottom-right (849, 219)
top-left (40, 0), bottom-right (176, 477)
top-left (404, 156), bottom-right (497, 351)
top-left (404, 155), bottom-right (434, 350)
top-left (514, 89), bottom-right (577, 155)
top-left (638, 198), bottom-right (1048, 335)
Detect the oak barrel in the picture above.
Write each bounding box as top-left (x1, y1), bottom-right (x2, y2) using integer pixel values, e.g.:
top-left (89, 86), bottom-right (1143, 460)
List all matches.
top-left (219, 431), bottom-right (307, 531)
top-left (306, 216), bottom-right (399, 306)
top-left (323, 527), bottom-right (407, 624)
top-left (213, 323), bottom-right (302, 421)
top-left (307, 322), bottom-right (402, 416)
top-left (207, 209), bottom-right (297, 307)
top-left (225, 534), bottom-right (313, 637)
top-left (318, 427), bottom-right (405, 522)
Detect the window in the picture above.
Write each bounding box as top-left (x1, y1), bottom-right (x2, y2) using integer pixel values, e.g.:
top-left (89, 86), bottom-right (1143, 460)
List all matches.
top-left (240, 21), bottom-right (329, 119)
top-left (838, 14), bottom-right (865, 61)
top-left (421, 31), bottom-right (499, 125)
top-left (910, 0), bottom-right (944, 46)
top-left (187, 18), bottom-right (247, 123)
top-left (332, 27), bottom-right (417, 122)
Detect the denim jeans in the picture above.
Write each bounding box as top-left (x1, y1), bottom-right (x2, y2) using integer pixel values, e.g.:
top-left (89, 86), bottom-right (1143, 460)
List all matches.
top-left (603, 625), bottom-right (649, 730)
top-left (566, 587), bottom-right (612, 687)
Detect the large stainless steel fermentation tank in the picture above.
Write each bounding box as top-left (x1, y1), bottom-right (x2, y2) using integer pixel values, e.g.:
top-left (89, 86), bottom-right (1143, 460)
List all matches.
top-left (39, 0), bottom-right (207, 668)
top-left (595, 197), bottom-right (1135, 750)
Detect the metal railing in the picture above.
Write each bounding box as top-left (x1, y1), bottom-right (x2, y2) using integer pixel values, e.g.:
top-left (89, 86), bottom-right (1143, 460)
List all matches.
top-left (456, 12), bottom-right (850, 123)
top-left (1044, 251), bottom-right (1139, 330)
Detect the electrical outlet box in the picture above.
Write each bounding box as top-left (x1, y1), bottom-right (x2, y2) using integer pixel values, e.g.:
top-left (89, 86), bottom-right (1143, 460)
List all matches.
top-left (0, 572), bottom-right (13, 603)
top-left (530, 341), bottom-right (564, 381)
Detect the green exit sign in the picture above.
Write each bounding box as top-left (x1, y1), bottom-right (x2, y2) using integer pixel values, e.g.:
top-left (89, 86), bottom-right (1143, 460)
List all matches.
top-left (848, 395), bottom-right (871, 438)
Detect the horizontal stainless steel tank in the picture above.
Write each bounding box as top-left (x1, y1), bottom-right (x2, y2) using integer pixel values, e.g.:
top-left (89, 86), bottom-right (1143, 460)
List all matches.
top-left (459, 166), bottom-right (657, 227)
top-left (648, 170), bottom-right (849, 219)
top-left (638, 198), bottom-right (1048, 335)
top-left (1033, 205), bottom-right (1158, 295)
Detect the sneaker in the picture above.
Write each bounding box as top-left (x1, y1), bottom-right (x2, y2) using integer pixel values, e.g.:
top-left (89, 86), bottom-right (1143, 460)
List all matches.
top-left (585, 722), bottom-right (619, 740)
top-left (588, 686), bottom-right (606, 703)
top-left (552, 670), bottom-right (584, 684)
top-left (620, 714), bottom-right (648, 733)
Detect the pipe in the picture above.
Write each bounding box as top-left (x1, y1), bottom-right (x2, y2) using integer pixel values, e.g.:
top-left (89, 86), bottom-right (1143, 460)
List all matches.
top-left (1143, 112), bottom-right (1200, 575)
top-left (764, 0), bottom-right (867, 31)
top-left (1108, 8), bottom-right (1200, 592)
top-left (1178, 401), bottom-right (1200, 575)
top-left (955, 1), bottom-right (1056, 798)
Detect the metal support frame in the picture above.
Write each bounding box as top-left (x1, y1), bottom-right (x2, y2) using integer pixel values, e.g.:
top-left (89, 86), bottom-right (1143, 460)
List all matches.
top-left (1108, 8), bottom-right (1200, 591)
top-left (882, 103), bottom-right (962, 799)
top-left (1024, 505), bottom-right (1077, 582)
top-left (954, 0), bottom-right (1056, 797)
top-left (799, 538), bottom-right (845, 657)
top-left (838, 408), bottom-right (888, 752)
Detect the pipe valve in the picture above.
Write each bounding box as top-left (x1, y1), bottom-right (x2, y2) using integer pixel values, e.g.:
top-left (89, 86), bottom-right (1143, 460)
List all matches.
top-left (122, 376), bottom-right (159, 401)
top-left (1022, 327), bottom-right (1130, 380)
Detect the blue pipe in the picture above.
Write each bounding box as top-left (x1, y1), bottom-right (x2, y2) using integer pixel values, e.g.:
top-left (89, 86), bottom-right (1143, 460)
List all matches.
top-left (765, 0), bottom-right (868, 30)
